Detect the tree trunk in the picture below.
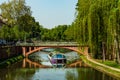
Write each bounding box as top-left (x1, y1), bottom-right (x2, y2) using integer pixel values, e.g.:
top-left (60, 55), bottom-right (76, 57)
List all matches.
top-left (116, 36), bottom-right (120, 64)
top-left (111, 45), bottom-right (116, 61)
top-left (116, 49), bottom-right (120, 64)
top-left (102, 42), bottom-right (105, 62)
top-left (116, 48), bottom-right (120, 64)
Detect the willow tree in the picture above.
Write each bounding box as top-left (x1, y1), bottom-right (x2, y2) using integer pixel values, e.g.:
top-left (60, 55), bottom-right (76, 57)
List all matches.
top-left (72, 0), bottom-right (120, 63)
top-left (103, 0), bottom-right (120, 63)
top-left (110, 8), bottom-right (120, 64)
top-left (75, 0), bottom-right (93, 44)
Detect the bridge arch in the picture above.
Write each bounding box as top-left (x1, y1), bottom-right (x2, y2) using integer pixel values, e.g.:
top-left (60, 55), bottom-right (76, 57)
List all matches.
top-left (22, 46), bottom-right (89, 57)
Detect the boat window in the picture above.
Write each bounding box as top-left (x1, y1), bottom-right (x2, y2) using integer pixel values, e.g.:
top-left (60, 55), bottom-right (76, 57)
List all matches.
top-left (57, 60), bottom-right (63, 63)
top-left (57, 59), bottom-right (66, 63)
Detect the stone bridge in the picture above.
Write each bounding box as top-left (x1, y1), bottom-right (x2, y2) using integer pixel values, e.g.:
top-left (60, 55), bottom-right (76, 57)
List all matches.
top-left (16, 42), bottom-right (89, 57)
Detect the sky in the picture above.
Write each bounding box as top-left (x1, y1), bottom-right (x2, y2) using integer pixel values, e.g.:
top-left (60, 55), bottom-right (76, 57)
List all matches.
top-left (0, 0), bottom-right (78, 29)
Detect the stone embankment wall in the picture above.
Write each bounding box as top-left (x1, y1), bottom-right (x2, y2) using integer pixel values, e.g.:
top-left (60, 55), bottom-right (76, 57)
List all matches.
top-left (0, 46), bottom-right (22, 61)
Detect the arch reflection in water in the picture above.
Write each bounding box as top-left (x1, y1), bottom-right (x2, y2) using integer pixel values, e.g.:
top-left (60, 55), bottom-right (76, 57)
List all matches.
top-left (22, 58), bottom-right (52, 68)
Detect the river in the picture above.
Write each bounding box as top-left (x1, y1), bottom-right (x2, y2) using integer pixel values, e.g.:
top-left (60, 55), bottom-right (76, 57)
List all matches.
top-left (0, 50), bottom-right (118, 80)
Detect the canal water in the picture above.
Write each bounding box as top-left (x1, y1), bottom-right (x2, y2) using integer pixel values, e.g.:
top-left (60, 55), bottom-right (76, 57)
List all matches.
top-left (0, 49), bottom-right (119, 80)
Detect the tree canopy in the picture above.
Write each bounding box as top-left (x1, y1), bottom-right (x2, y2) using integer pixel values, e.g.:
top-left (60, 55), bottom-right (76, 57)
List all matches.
top-left (0, 0), bottom-right (42, 41)
top-left (67, 0), bottom-right (120, 63)
top-left (0, 0), bottom-right (120, 64)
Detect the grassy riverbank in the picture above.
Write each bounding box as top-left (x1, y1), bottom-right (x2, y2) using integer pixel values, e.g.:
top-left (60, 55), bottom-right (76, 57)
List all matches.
top-left (95, 60), bottom-right (120, 69)
top-left (80, 55), bottom-right (120, 79)
top-left (0, 55), bottom-right (24, 68)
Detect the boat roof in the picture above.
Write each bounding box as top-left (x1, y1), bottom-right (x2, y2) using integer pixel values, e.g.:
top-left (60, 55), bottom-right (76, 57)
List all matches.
top-left (52, 53), bottom-right (66, 58)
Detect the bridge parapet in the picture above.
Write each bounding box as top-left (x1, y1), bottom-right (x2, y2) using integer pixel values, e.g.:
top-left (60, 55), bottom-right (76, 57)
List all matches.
top-left (16, 42), bottom-right (80, 47)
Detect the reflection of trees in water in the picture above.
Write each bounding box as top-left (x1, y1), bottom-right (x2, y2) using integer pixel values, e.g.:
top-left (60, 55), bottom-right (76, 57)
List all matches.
top-left (74, 68), bottom-right (116, 80)
top-left (65, 68), bottom-right (97, 80)
top-left (65, 69), bottom-right (78, 80)
top-left (76, 68), bottom-right (93, 80)
top-left (0, 68), bottom-right (36, 80)
top-left (0, 67), bottom-right (117, 80)
top-left (65, 68), bottom-right (106, 80)
top-left (14, 69), bottom-right (36, 80)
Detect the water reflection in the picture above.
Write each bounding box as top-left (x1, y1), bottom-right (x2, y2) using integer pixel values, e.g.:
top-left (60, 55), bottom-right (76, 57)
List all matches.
top-left (0, 68), bottom-right (36, 80)
top-left (0, 57), bottom-right (118, 80)
top-left (0, 67), bottom-right (118, 80)
top-left (0, 50), bottom-right (119, 80)
top-left (22, 58), bottom-right (51, 68)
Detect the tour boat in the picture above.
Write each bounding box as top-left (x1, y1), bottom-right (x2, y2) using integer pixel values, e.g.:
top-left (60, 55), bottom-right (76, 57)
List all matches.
top-left (47, 52), bottom-right (67, 68)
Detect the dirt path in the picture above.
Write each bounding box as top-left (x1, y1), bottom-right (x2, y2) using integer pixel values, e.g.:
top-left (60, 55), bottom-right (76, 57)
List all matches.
top-left (87, 56), bottom-right (120, 72)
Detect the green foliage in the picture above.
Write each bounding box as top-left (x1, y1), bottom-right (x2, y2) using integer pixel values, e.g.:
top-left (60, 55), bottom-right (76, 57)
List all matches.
top-left (0, 0), bottom-right (120, 64)
top-left (71, 0), bottom-right (120, 63)
top-left (0, 0), bottom-right (43, 41)
top-left (41, 25), bottom-right (69, 41)
top-left (0, 55), bottom-right (24, 68)
top-left (0, 0), bottom-right (31, 25)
